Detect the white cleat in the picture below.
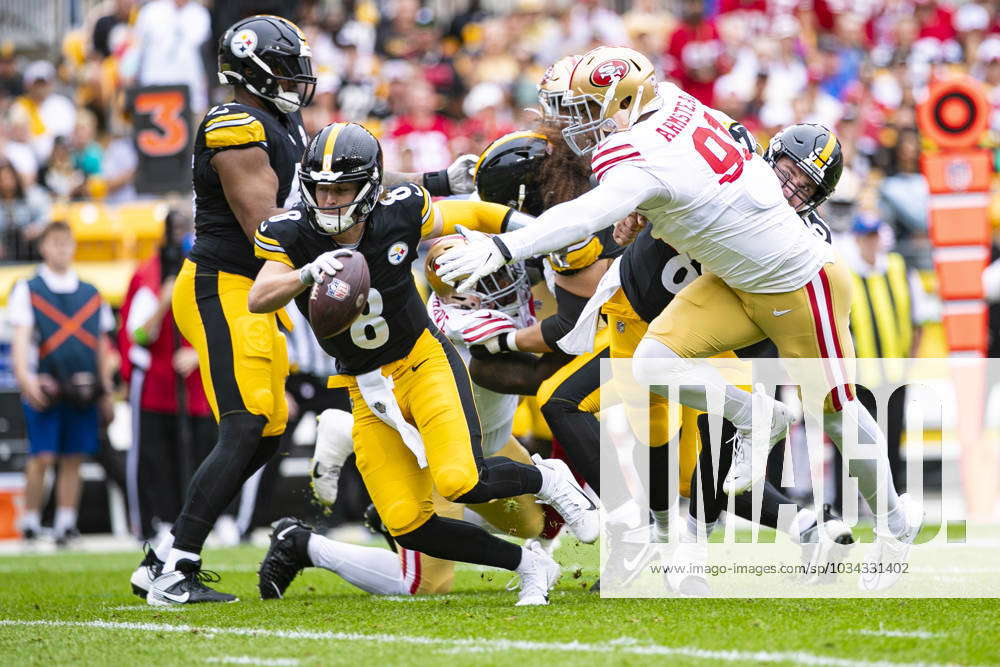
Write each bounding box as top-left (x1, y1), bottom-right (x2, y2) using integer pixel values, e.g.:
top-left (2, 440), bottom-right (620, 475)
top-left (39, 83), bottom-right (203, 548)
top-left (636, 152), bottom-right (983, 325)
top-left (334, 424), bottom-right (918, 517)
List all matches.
top-left (311, 409), bottom-right (355, 506)
top-left (859, 493), bottom-right (923, 592)
top-left (531, 454), bottom-right (600, 544)
top-left (513, 542), bottom-right (561, 606)
top-left (665, 538), bottom-right (712, 597)
top-left (723, 384), bottom-right (796, 495)
top-left (800, 511), bottom-right (855, 585)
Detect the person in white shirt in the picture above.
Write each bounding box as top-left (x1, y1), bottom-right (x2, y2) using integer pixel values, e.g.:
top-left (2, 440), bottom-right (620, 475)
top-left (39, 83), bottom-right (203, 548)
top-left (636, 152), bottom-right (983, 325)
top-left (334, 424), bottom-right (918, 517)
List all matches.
top-left (435, 46), bottom-right (922, 591)
top-left (7, 61), bottom-right (77, 164)
top-left (8, 221), bottom-right (115, 546)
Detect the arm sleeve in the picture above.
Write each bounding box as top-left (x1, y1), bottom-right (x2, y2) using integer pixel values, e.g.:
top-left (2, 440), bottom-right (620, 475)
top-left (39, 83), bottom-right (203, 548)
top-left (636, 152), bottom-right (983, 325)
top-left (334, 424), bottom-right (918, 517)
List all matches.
top-left (499, 164), bottom-right (666, 262)
top-left (421, 198), bottom-right (513, 239)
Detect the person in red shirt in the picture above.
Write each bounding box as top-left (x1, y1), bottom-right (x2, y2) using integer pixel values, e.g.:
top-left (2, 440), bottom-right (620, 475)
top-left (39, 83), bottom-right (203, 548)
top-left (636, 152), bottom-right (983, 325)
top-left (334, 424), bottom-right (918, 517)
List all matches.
top-left (119, 209), bottom-right (227, 542)
top-left (663, 0), bottom-right (732, 107)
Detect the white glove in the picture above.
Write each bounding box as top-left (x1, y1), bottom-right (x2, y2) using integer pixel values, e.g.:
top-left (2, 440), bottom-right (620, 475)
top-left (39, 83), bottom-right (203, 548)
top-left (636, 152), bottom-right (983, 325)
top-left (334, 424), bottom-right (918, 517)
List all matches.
top-left (300, 249), bottom-right (353, 286)
top-left (446, 154), bottom-right (478, 194)
top-left (434, 225), bottom-right (510, 293)
top-left (458, 309), bottom-right (519, 353)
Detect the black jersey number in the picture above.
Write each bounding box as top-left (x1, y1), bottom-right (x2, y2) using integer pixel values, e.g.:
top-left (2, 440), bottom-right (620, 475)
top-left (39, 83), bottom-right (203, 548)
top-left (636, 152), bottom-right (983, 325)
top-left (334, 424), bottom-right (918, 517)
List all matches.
top-left (350, 288), bottom-right (389, 349)
top-left (660, 253), bottom-right (699, 295)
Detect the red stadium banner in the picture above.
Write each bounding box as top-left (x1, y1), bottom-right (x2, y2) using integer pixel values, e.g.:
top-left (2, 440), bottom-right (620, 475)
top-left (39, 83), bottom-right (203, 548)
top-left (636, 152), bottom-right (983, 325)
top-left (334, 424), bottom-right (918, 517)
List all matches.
top-left (126, 85), bottom-right (193, 194)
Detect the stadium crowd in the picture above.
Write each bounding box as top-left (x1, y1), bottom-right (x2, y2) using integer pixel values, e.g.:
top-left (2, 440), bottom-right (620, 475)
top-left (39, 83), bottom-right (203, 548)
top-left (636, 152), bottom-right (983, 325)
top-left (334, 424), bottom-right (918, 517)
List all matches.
top-left (0, 0), bottom-right (998, 267)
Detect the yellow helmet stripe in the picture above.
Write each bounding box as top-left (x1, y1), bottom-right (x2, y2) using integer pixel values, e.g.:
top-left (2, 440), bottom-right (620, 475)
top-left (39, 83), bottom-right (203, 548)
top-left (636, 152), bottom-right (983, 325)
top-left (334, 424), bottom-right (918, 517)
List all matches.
top-left (321, 123), bottom-right (347, 173)
top-left (474, 131), bottom-right (547, 179)
top-left (813, 131), bottom-right (837, 169)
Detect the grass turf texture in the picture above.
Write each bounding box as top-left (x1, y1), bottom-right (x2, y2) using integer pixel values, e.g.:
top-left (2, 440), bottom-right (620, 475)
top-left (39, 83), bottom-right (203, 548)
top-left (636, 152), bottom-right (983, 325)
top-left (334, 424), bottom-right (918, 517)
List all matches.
top-left (1, 537), bottom-right (999, 666)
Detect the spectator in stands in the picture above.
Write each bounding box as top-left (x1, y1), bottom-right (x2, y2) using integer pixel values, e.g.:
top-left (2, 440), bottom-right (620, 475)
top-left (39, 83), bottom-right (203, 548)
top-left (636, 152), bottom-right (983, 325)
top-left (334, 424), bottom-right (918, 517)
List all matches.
top-left (8, 221), bottom-right (115, 545)
top-left (385, 78), bottom-right (454, 173)
top-left (663, 0), bottom-right (731, 107)
top-left (0, 116), bottom-right (39, 185)
top-left (38, 136), bottom-right (87, 201)
top-left (878, 127), bottom-right (932, 270)
top-left (121, 0), bottom-right (211, 113)
top-left (0, 159), bottom-right (50, 261)
top-left (91, 0), bottom-right (137, 60)
top-left (0, 41), bottom-right (24, 107)
top-left (8, 61), bottom-right (76, 164)
top-left (118, 207), bottom-right (235, 542)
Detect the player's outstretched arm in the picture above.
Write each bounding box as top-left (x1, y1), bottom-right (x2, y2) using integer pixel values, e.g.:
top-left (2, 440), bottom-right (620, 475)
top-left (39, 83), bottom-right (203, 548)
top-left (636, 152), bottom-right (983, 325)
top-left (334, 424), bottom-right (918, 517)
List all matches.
top-left (436, 165), bottom-right (664, 293)
top-left (386, 154), bottom-right (479, 196)
top-left (212, 147), bottom-right (284, 241)
top-left (420, 199), bottom-right (532, 241)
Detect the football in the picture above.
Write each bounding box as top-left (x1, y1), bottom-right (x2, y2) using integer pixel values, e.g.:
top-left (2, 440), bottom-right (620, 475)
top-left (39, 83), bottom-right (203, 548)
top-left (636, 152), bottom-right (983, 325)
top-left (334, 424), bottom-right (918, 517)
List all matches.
top-left (308, 250), bottom-right (370, 339)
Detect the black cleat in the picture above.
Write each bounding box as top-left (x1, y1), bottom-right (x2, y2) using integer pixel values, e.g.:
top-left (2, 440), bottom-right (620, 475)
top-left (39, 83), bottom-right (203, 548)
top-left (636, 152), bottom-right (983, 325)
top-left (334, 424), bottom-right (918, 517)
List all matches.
top-left (54, 528), bottom-right (80, 549)
top-left (21, 526), bottom-right (38, 543)
top-left (599, 521), bottom-right (654, 590)
top-left (363, 503), bottom-right (396, 553)
top-left (258, 517), bottom-right (313, 600)
top-left (147, 559), bottom-right (237, 605)
top-left (130, 542), bottom-right (164, 598)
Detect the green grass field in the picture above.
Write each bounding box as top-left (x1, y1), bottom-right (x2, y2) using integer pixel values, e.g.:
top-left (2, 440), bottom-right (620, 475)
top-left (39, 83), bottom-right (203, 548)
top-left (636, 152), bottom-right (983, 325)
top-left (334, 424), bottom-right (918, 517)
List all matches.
top-left (2, 535), bottom-right (999, 666)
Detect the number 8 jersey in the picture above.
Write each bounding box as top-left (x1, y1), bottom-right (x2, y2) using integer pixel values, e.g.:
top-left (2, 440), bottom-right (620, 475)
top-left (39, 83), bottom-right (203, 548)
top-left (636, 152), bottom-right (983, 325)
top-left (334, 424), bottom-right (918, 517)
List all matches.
top-left (591, 82), bottom-right (832, 294)
top-left (253, 183), bottom-right (434, 375)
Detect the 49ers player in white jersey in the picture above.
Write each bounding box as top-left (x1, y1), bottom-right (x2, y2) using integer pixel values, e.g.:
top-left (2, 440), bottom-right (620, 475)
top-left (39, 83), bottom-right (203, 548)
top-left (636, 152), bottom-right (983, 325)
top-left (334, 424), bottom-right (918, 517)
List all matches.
top-left (436, 46), bottom-right (922, 591)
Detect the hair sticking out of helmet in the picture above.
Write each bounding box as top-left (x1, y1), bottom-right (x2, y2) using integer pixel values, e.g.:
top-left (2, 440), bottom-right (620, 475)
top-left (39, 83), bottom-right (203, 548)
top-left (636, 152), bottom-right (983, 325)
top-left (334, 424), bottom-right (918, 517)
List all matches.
top-left (218, 15), bottom-right (316, 113)
top-left (559, 46), bottom-right (657, 156)
top-left (763, 123), bottom-right (844, 214)
top-left (425, 235), bottom-right (531, 319)
top-left (299, 122), bottom-right (383, 235)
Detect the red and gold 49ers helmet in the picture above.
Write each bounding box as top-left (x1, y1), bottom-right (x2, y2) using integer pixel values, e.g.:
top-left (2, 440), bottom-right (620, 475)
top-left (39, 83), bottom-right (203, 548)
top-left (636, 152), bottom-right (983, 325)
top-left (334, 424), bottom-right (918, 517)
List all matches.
top-left (538, 54), bottom-right (581, 122)
top-left (425, 235), bottom-right (530, 318)
top-left (559, 46), bottom-right (657, 156)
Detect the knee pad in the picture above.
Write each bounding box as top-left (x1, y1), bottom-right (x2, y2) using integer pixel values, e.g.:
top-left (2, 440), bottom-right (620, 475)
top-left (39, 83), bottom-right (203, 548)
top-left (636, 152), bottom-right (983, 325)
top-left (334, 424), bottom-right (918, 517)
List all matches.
top-left (232, 314), bottom-right (277, 419)
top-left (315, 409), bottom-right (354, 466)
top-left (381, 498), bottom-right (432, 536)
top-left (435, 464), bottom-right (478, 502)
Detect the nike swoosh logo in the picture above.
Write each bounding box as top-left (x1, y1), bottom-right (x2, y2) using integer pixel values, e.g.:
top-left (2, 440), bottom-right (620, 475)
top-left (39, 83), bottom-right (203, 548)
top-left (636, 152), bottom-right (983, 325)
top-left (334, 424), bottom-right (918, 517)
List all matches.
top-left (772, 309), bottom-right (793, 317)
top-left (260, 221), bottom-right (269, 232)
top-left (411, 359), bottom-right (429, 373)
top-left (276, 525), bottom-right (297, 541)
top-left (158, 590), bottom-right (190, 603)
top-left (573, 484), bottom-right (597, 511)
top-left (623, 545), bottom-right (651, 571)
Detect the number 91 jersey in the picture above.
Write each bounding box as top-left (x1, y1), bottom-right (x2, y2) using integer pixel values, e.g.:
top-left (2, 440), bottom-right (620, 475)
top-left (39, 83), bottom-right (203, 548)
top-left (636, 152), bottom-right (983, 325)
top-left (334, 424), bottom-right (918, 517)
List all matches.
top-left (253, 183), bottom-right (434, 375)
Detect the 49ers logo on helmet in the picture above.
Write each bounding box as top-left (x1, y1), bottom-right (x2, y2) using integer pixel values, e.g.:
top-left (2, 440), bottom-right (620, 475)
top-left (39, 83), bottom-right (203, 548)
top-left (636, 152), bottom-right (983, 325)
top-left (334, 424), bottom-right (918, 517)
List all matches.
top-left (590, 60), bottom-right (630, 87)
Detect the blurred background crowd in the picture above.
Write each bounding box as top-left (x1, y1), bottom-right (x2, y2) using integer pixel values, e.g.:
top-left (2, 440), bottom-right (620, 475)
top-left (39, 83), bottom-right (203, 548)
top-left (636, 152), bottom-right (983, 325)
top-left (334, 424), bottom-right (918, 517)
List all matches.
top-left (1, 0), bottom-right (999, 545)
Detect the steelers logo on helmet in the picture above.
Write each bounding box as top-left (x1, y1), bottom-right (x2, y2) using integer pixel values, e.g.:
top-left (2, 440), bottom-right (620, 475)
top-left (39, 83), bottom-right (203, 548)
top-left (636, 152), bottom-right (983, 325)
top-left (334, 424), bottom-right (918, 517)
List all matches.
top-left (230, 29), bottom-right (258, 58)
top-left (387, 241), bottom-right (408, 265)
top-left (590, 60), bottom-right (630, 87)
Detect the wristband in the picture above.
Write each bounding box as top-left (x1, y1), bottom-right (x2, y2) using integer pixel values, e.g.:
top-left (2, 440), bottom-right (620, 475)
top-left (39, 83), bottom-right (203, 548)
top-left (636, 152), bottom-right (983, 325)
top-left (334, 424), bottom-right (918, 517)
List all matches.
top-left (492, 236), bottom-right (513, 262)
top-left (498, 331), bottom-right (519, 353)
top-left (423, 169), bottom-right (452, 197)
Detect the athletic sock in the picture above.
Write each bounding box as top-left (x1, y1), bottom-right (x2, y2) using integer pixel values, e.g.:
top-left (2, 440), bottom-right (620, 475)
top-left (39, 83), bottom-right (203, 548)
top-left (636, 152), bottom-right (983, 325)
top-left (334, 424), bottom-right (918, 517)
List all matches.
top-left (153, 531), bottom-right (175, 563)
top-left (164, 548), bottom-right (201, 573)
top-left (307, 533), bottom-right (408, 595)
top-left (20, 510), bottom-right (41, 533)
top-left (53, 507), bottom-right (77, 536)
top-left (651, 509), bottom-right (671, 541)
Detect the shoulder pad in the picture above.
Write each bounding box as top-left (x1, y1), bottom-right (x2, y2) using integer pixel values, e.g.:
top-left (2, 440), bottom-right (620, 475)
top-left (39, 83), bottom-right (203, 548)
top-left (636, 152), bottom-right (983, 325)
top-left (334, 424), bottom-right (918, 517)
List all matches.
top-left (203, 104), bottom-right (267, 149)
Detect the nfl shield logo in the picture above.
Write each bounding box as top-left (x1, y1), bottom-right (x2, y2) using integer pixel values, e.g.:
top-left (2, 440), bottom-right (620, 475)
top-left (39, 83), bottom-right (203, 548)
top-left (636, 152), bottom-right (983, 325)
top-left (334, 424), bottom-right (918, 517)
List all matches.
top-left (326, 278), bottom-right (351, 301)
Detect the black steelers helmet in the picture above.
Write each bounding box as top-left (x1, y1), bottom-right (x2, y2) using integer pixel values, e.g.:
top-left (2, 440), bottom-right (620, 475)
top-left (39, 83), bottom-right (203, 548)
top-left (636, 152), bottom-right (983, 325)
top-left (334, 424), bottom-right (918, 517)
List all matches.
top-left (218, 15), bottom-right (316, 114)
top-left (474, 131), bottom-right (549, 217)
top-left (299, 122), bottom-right (383, 235)
top-left (764, 123), bottom-right (843, 214)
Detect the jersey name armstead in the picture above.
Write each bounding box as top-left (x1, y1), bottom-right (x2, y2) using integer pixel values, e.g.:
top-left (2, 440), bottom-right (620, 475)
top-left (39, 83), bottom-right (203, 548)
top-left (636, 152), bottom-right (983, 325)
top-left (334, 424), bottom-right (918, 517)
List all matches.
top-left (654, 93), bottom-right (698, 143)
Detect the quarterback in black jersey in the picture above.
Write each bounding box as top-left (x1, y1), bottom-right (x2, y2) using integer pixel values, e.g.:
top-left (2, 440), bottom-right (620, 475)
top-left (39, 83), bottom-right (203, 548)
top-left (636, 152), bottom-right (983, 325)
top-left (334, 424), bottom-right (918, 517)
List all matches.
top-left (248, 122), bottom-right (601, 606)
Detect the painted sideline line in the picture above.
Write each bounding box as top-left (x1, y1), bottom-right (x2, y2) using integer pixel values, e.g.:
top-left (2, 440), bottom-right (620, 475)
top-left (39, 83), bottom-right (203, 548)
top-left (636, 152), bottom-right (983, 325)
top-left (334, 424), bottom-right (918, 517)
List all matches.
top-left (850, 630), bottom-right (947, 639)
top-left (205, 657), bottom-right (299, 666)
top-left (0, 619), bottom-right (973, 667)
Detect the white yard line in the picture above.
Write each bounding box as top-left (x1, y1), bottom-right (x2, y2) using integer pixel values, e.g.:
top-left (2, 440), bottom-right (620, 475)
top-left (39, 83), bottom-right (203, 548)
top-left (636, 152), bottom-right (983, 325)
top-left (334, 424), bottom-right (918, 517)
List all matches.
top-left (0, 619), bottom-right (973, 667)
top-left (850, 629), bottom-right (947, 640)
top-left (205, 657), bottom-right (299, 666)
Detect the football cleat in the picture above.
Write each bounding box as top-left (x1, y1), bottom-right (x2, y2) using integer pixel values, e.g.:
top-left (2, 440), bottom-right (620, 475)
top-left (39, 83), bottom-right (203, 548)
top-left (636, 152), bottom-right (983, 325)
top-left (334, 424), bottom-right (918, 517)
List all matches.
top-left (130, 542), bottom-right (165, 598)
top-left (665, 538), bottom-right (712, 597)
top-left (531, 454), bottom-right (600, 544)
top-left (799, 505), bottom-right (854, 585)
top-left (723, 385), bottom-right (796, 495)
top-left (54, 528), bottom-right (80, 549)
top-left (259, 517), bottom-right (314, 600)
top-left (859, 493), bottom-right (923, 592)
top-left (599, 521), bottom-right (655, 590)
top-left (363, 503), bottom-right (397, 553)
top-left (146, 559), bottom-right (237, 605)
top-left (513, 542), bottom-right (561, 606)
